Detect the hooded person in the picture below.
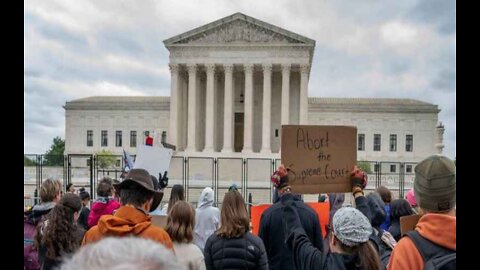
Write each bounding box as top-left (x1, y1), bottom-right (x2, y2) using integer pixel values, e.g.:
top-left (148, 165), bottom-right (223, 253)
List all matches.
top-left (81, 168), bottom-right (173, 250)
top-left (259, 165), bottom-right (323, 270)
top-left (193, 187), bottom-right (220, 252)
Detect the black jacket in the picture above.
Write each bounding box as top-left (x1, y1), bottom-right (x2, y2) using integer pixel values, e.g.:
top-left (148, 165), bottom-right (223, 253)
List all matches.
top-left (287, 228), bottom-right (361, 270)
top-left (259, 193), bottom-right (323, 270)
top-left (77, 207), bottom-right (90, 231)
top-left (283, 202), bottom-right (362, 270)
top-left (388, 220), bottom-right (401, 242)
top-left (204, 232), bottom-right (268, 270)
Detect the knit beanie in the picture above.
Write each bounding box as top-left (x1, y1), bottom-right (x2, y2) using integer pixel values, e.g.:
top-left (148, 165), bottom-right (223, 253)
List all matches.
top-left (414, 155), bottom-right (456, 212)
top-left (332, 207), bottom-right (372, 247)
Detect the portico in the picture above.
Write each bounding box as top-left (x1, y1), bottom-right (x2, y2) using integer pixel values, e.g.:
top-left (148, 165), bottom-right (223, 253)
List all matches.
top-left (164, 13), bottom-right (314, 156)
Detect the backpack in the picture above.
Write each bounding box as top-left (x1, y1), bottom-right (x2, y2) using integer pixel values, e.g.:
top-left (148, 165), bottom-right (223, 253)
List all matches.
top-left (24, 221), bottom-right (40, 270)
top-left (406, 231), bottom-right (456, 270)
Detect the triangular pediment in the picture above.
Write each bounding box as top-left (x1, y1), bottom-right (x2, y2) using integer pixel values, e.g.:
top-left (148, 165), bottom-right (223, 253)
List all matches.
top-left (164, 13), bottom-right (315, 46)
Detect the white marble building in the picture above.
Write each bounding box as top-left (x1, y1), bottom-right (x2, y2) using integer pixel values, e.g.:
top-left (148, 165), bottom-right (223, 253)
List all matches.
top-left (64, 13), bottom-right (445, 163)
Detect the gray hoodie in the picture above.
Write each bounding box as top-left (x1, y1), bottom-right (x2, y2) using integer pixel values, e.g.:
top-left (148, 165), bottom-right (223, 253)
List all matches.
top-left (193, 187), bottom-right (220, 251)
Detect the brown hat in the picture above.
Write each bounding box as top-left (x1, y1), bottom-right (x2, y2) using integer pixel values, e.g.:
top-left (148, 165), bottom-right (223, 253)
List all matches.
top-left (414, 155), bottom-right (456, 212)
top-left (114, 168), bottom-right (163, 210)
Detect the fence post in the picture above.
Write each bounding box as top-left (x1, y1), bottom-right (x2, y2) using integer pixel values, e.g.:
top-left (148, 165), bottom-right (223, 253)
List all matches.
top-left (214, 158), bottom-right (218, 205)
top-left (248, 192), bottom-right (252, 219)
top-left (399, 163), bottom-right (405, 199)
top-left (34, 188), bottom-right (38, 205)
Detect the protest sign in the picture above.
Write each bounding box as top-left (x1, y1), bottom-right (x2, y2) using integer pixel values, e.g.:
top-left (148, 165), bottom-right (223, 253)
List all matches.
top-left (281, 125), bottom-right (357, 194)
top-left (133, 144), bottom-right (173, 178)
top-left (400, 214), bottom-right (422, 236)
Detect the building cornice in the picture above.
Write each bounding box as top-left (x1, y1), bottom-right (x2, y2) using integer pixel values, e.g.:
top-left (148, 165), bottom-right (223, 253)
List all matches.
top-left (308, 98), bottom-right (440, 113)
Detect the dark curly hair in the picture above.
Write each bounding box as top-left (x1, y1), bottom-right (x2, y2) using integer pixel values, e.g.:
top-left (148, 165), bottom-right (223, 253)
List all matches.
top-left (35, 193), bottom-right (83, 259)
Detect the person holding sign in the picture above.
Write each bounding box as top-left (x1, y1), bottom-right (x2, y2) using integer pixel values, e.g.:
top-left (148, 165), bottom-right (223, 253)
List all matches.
top-left (282, 166), bottom-right (383, 270)
top-left (258, 165), bottom-right (323, 270)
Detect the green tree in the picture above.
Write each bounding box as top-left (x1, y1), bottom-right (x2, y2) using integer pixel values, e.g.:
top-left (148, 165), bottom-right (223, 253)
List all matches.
top-left (96, 149), bottom-right (117, 168)
top-left (43, 137), bottom-right (65, 166)
top-left (24, 155), bottom-right (37, 166)
top-left (357, 160), bottom-right (372, 174)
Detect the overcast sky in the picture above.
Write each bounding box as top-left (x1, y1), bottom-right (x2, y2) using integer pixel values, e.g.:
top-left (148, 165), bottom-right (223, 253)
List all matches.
top-left (24, 0), bottom-right (456, 159)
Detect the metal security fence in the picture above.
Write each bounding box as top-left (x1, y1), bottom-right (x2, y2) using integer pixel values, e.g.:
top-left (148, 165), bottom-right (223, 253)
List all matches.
top-left (24, 154), bottom-right (418, 205)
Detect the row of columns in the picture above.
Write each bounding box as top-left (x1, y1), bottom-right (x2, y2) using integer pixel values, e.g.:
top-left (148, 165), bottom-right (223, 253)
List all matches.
top-left (169, 63), bottom-right (310, 153)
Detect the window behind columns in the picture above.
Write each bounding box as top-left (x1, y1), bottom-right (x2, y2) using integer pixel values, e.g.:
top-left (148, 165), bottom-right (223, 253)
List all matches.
top-left (373, 134), bottom-right (381, 151)
top-left (87, 130), bottom-right (93, 147)
top-left (101, 130), bottom-right (108, 147)
top-left (358, 134), bottom-right (365, 151)
top-left (406, 135), bottom-right (413, 152)
top-left (130, 131), bottom-right (137, 147)
top-left (389, 134), bottom-right (397, 152)
top-left (116, 131), bottom-right (122, 147)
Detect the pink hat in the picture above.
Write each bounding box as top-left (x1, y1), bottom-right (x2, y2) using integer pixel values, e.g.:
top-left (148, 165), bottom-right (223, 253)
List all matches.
top-left (405, 188), bottom-right (417, 207)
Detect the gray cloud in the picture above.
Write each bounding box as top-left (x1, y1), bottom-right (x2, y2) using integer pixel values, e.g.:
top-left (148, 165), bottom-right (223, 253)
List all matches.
top-left (432, 68), bottom-right (456, 92)
top-left (24, 0), bottom-right (455, 159)
top-left (407, 0), bottom-right (456, 35)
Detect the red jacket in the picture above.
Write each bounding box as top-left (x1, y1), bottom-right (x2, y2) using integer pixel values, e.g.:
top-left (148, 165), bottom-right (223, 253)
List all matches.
top-left (87, 199), bottom-right (121, 228)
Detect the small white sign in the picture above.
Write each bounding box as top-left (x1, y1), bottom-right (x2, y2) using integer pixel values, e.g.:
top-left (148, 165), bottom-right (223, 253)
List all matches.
top-left (133, 145), bottom-right (173, 178)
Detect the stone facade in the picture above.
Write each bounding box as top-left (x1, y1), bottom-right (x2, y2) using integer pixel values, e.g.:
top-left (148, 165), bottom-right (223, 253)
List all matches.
top-left (63, 12), bottom-right (443, 163)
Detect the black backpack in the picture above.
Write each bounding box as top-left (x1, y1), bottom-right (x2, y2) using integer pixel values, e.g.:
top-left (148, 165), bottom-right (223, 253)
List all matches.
top-left (405, 231), bottom-right (456, 270)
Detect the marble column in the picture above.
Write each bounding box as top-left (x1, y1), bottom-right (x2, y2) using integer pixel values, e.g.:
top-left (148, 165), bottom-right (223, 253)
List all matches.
top-left (261, 63), bottom-right (272, 154)
top-left (299, 64), bottom-right (310, 125)
top-left (168, 64), bottom-right (179, 149)
top-left (242, 63), bottom-right (254, 153)
top-left (281, 64), bottom-right (291, 125)
top-left (204, 64), bottom-right (216, 152)
top-left (222, 64), bottom-right (234, 153)
top-left (186, 64), bottom-right (197, 152)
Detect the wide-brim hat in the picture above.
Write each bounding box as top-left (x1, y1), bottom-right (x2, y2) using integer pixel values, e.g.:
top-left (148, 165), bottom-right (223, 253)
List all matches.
top-left (114, 168), bottom-right (163, 211)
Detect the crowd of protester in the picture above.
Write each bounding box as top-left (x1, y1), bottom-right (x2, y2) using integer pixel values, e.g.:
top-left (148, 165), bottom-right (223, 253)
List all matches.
top-left (24, 154), bottom-right (456, 270)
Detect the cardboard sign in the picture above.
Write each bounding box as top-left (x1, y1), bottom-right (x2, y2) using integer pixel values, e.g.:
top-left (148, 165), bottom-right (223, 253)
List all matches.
top-left (133, 145), bottom-right (173, 178)
top-left (151, 215), bottom-right (168, 228)
top-left (400, 214), bottom-right (422, 236)
top-left (281, 125), bottom-right (357, 194)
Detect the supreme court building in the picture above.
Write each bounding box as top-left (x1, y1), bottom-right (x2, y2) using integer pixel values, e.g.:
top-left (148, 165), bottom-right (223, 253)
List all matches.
top-left (64, 13), bottom-right (445, 163)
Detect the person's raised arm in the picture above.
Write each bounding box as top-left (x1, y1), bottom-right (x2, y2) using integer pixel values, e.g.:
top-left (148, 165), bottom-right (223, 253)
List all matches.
top-left (351, 166), bottom-right (371, 221)
top-left (283, 199), bottom-right (328, 270)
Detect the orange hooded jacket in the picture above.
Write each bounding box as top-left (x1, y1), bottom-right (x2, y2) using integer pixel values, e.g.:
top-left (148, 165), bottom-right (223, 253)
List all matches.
top-left (82, 205), bottom-right (173, 250)
top-left (387, 213), bottom-right (456, 270)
